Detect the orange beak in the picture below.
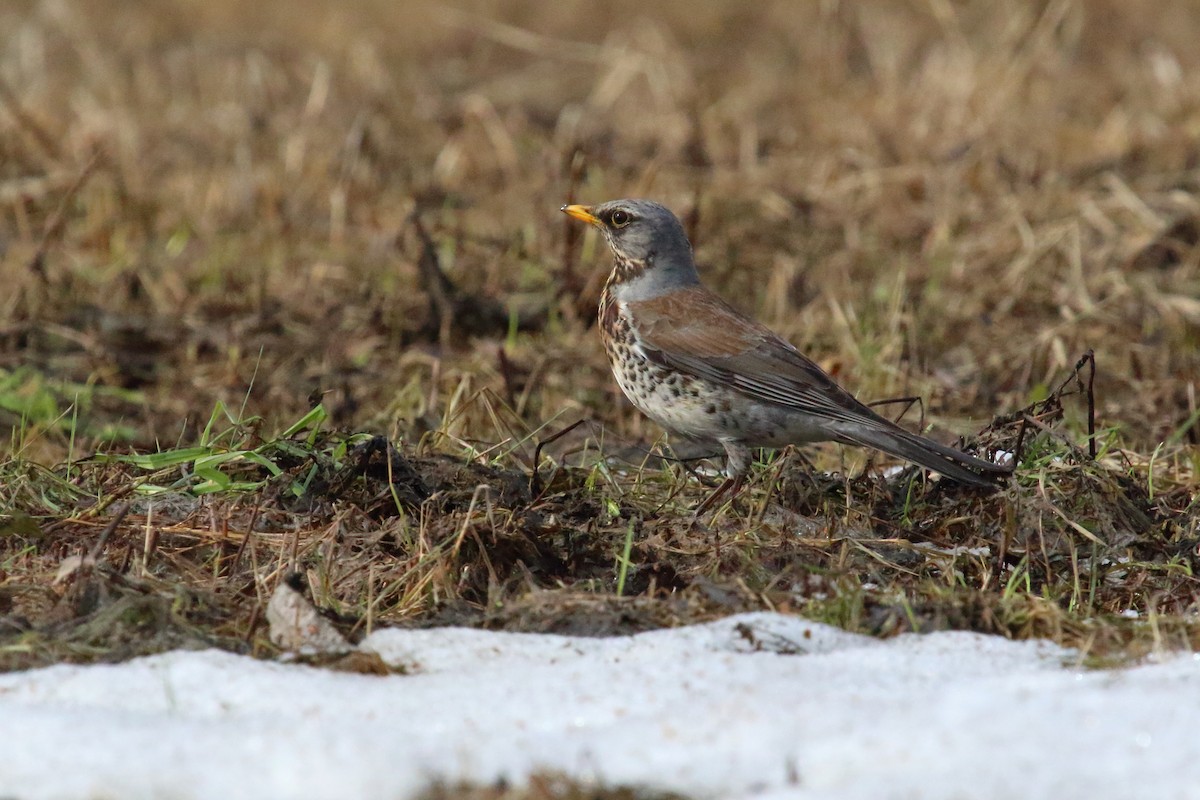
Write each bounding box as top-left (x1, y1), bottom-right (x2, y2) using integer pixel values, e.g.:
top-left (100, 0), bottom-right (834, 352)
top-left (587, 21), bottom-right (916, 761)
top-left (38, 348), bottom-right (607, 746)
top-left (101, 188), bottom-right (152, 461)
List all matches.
top-left (561, 204), bottom-right (601, 227)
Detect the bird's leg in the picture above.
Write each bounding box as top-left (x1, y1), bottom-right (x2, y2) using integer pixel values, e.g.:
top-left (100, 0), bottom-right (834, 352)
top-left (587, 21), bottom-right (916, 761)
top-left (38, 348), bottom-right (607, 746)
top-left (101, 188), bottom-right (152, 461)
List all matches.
top-left (693, 441), bottom-right (751, 515)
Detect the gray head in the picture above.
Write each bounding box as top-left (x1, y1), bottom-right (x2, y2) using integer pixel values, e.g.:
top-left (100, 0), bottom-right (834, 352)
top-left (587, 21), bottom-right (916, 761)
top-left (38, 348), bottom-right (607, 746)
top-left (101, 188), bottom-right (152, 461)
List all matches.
top-left (561, 199), bottom-right (700, 299)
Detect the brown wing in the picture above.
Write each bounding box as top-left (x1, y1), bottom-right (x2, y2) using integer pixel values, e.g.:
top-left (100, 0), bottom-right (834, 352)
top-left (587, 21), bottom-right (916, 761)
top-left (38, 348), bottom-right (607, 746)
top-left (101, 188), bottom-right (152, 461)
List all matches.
top-left (627, 287), bottom-right (1009, 485)
top-left (627, 286), bottom-right (890, 429)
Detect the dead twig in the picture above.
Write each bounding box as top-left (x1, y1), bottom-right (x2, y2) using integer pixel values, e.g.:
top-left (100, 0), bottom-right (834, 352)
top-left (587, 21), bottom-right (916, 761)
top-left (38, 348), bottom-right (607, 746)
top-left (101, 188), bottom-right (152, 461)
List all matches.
top-left (27, 150), bottom-right (102, 284)
top-left (408, 210), bottom-right (458, 348)
top-left (0, 77), bottom-right (60, 161)
top-left (1082, 350), bottom-right (1097, 459)
top-left (405, 209), bottom-right (511, 346)
top-left (560, 149), bottom-right (587, 299)
top-left (869, 395), bottom-right (925, 428)
top-left (530, 419), bottom-right (587, 498)
top-left (87, 503), bottom-right (131, 563)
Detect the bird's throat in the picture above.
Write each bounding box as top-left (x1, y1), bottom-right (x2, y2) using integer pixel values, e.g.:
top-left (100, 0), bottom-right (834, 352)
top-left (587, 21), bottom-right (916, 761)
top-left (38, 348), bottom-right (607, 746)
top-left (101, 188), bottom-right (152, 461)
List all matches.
top-left (605, 256), bottom-right (650, 289)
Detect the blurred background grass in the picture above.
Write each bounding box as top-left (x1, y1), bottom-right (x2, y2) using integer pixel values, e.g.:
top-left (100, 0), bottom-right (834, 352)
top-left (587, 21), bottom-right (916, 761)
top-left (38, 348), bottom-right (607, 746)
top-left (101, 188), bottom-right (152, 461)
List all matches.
top-left (1, 0), bottom-right (1198, 464)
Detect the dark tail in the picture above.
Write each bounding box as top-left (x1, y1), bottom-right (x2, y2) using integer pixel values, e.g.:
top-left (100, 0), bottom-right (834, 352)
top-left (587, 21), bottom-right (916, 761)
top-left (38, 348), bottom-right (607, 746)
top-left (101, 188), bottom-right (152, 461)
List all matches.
top-left (834, 422), bottom-right (1012, 489)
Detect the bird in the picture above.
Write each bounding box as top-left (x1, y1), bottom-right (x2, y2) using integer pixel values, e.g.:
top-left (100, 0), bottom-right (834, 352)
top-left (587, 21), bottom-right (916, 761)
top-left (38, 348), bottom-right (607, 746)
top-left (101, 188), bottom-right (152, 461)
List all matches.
top-left (561, 198), bottom-right (1011, 513)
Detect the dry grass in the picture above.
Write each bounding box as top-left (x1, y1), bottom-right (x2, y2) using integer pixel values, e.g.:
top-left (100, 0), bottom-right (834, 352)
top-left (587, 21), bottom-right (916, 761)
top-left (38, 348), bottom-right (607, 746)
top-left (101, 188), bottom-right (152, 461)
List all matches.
top-left (1, 0), bottom-right (1199, 676)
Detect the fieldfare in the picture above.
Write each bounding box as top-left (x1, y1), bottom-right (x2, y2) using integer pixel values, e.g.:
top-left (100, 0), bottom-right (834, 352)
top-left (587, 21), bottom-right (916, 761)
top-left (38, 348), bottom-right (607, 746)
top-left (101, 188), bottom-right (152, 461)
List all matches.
top-left (562, 199), bottom-right (1011, 512)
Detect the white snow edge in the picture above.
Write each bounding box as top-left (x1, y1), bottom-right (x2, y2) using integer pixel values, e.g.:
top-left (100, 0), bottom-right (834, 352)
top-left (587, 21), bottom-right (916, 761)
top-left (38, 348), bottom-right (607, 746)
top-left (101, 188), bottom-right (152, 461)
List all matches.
top-left (0, 612), bottom-right (1198, 800)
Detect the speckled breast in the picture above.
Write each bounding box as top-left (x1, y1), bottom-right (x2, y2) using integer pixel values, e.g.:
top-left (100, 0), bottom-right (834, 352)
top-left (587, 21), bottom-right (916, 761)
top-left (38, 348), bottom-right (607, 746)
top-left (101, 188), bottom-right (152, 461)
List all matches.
top-left (599, 294), bottom-right (746, 444)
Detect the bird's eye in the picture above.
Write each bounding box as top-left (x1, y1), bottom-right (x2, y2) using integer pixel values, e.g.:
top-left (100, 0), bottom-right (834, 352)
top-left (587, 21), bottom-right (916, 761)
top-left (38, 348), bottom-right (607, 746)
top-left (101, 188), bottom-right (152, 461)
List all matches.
top-left (609, 209), bottom-right (631, 228)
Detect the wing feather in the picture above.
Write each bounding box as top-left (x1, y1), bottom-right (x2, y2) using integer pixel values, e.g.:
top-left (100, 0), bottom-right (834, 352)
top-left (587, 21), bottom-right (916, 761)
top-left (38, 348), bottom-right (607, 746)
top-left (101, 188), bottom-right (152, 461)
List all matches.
top-left (624, 286), bottom-right (1009, 483)
top-left (629, 288), bottom-right (887, 428)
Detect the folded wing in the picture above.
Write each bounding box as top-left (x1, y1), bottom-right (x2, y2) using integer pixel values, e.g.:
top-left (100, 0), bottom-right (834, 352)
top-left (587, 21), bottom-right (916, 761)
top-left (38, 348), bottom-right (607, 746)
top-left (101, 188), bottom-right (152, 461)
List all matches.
top-left (628, 287), bottom-right (1009, 485)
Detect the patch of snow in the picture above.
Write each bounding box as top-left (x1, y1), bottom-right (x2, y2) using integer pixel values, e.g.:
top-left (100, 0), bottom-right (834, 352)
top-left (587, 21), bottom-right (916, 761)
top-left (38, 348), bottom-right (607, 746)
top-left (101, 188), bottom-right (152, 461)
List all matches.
top-left (918, 544), bottom-right (992, 558)
top-left (0, 612), bottom-right (1197, 799)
